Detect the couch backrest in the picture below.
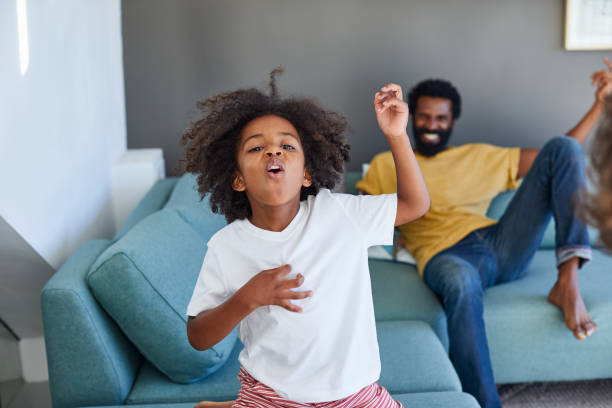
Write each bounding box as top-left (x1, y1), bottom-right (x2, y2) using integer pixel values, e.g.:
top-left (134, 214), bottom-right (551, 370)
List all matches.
top-left (162, 173), bottom-right (227, 239)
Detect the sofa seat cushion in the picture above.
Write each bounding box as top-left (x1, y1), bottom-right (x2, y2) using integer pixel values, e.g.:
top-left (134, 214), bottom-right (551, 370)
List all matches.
top-left (370, 260), bottom-right (448, 350)
top-left (393, 391), bottom-right (479, 407)
top-left (127, 320), bottom-right (460, 404)
top-left (485, 249), bottom-right (612, 383)
top-left (377, 321), bottom-right (460, 394)
top-left (126, 340), bottom-right (243, 404)
top-left (88, 393), bottom-right (480, 408)
top-left (88, 209), bottom-right (237, 384)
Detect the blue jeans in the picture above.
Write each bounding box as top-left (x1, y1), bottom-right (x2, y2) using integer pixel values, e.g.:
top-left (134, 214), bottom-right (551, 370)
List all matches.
top-left (423, 136), bottom-right (592, 408)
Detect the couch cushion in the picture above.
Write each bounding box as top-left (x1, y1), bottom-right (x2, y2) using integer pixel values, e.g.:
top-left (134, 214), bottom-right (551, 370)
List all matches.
top-left (127, 320), bottom-right (460, 404)
top-left (485, 249), bottom-right (612, 383)
top-left (111, 393), bottom-right (481, 408)
top-left (164, 173), bottom-right (227, 240)
top-left (88, 209), bottom-right (236, 384)
top-left (393, 392), bottom-right (479, 407)
top-left (370, 260), bottom-right (448, 350)
top-left (378, 321), bottom-right (460, 394)
top-left (164, 172), bottom-right (202, 208)
top-left (126, 339), bottom-right (243, 404)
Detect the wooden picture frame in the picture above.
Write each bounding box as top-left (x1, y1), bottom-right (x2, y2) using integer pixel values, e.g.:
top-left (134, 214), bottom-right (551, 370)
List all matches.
top-left (564, 0), bottom-right (612, 50)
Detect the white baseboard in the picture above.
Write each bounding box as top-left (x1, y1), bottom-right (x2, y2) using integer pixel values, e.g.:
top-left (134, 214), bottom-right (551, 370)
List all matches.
top-left (0, 330), bottom-right (21, 382)
top-left (18, 336), bottom-right (47, 382)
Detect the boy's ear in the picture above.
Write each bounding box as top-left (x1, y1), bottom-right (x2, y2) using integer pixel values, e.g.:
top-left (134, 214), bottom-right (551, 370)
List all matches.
top-left (302, 169), bottom-right (312, 187)
top-left (232, 171), bottom-right (246, 192)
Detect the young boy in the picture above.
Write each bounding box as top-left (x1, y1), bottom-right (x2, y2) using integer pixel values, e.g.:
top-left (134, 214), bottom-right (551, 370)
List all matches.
top-left (182, 69), bottom-right (429, 407)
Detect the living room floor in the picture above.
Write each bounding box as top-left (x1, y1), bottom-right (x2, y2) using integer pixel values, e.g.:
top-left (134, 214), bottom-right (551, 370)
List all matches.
top-left (0, 380), bottom-right (50, 408)
top-left (498, 379), bottom-right (612, 407)
top-left (2, 379), bottom-right (612, 408)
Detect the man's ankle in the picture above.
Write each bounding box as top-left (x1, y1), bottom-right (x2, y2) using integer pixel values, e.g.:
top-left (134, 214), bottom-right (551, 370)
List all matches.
top-left (557, 257), bottom-right (579, 283)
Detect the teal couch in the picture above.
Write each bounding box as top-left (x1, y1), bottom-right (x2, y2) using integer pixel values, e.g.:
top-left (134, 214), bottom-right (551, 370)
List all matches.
top-left (41, 171), bottom-right (611, 408)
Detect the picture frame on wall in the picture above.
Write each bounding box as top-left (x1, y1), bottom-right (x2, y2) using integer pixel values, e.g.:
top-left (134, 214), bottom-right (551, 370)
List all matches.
top-left (564, 0), bottom-right (612, 50)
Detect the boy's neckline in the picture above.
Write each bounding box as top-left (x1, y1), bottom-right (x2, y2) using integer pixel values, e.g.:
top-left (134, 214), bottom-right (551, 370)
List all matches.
top-left (241, 201), bottom-right (307, 241)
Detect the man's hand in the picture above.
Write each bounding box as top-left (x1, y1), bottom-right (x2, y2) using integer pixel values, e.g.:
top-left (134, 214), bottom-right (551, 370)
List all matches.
top-left (374, 83), bottom-right (409, 140)
top-left (591, 57), bottom-right (612, 104)
top-left (237, 265), bottom-right (312, 313)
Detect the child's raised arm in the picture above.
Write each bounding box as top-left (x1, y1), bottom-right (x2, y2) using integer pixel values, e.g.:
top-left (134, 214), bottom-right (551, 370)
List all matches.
top-left (374, 83), bottom-right (430, 226)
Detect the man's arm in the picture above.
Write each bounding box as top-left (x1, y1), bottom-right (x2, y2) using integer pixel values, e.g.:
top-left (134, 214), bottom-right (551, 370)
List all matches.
top-left (517, 149), bottom-right (539, 179)
top-left (517, 57), bottom-right (612, 179)
top-left (374, 83), bottom-right (430, 226)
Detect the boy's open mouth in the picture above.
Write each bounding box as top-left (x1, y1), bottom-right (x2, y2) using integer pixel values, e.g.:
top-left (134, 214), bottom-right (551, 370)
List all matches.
top-left (266, 158), bottom-right (285, 176)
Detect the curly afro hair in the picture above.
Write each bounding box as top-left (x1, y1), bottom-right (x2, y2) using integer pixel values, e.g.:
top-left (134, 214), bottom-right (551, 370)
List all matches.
top-left (407, 79), bottom-right (462, 120)
top-left (181, 67), bottom-right (351, 223)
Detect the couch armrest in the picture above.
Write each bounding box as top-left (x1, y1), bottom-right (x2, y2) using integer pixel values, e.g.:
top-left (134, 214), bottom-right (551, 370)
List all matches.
top-left (42, 240), bottom-right (142, 408)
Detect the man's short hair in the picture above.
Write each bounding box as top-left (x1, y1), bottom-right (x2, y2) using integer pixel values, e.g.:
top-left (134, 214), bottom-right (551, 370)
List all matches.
top-left (407, 79), bottom-right (462, 120)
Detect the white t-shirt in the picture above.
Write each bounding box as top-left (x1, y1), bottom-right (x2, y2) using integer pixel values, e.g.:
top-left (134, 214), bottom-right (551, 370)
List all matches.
top-left (187, 189), bottom-right (397, 403)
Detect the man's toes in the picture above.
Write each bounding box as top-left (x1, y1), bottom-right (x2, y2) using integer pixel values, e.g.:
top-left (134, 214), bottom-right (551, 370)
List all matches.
top-left (584, 320), bottom-right (598, 337)
top-left (574, 327), bottom-right (587, 340)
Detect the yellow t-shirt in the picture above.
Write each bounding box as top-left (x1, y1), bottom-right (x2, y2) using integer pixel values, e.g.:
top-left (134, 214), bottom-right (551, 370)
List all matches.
top-left (356, 144), bottom-right (521, 276)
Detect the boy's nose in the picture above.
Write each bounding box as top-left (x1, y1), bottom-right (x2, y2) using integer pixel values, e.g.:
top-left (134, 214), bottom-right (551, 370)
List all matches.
top-left (266, 151), bottom-right (282, 157)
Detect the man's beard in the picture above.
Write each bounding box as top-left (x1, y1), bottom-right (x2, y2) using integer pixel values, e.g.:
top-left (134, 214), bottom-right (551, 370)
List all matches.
top-left (412, 125), bottom-right (453, 157)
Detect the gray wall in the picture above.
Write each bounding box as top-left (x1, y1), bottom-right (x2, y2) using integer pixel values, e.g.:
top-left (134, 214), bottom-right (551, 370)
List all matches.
top-left (122, 0), bottom-right (610, 174)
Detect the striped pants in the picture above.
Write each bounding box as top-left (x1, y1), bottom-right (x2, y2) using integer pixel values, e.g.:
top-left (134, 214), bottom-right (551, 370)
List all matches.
top-left (233, 367), bottom-right (402, 408)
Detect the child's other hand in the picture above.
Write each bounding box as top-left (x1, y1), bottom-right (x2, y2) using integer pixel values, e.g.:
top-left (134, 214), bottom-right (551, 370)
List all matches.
top-left (238, 265), bottom-right (312, 313)
top-left (374, 83), bottom-right (409, 140)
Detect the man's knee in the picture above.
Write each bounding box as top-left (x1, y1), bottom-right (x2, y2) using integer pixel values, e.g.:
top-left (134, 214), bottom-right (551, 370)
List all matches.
top-left (427, 256), bottom-right (482, 300)
top-left (542, 136), bottom-right (583, 161)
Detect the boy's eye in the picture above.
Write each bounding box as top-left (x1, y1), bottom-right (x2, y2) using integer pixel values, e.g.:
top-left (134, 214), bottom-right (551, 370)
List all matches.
top-left (248, 146), bottom-right (263, 152)
top-left (282, 145), bottom-right (295, 151)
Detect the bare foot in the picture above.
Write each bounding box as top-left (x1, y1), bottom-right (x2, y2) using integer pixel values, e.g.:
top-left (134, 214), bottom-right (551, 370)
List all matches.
top-left (548, 260), bottom-right (597, 340)
top-left (194, 401), bottom-right (234, 408)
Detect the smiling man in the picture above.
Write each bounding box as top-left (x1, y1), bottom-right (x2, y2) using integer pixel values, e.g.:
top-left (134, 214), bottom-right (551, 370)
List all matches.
top-left (408, 80), bottom-right (459, 157)
top-left (357, 60), bottom-right (612, 408)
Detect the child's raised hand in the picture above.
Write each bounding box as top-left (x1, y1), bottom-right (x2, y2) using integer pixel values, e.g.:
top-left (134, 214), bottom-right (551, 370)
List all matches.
top-left (238, 265), bottom-right (312, 313)
top-left (374, 83), bottom-right (409, 140)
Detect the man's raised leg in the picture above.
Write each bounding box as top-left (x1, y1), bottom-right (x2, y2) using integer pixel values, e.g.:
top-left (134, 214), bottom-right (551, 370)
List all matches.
top-left (491, 136), bottom-right (596, 340)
